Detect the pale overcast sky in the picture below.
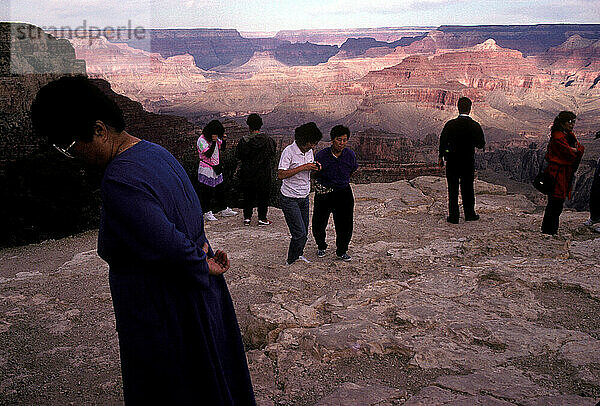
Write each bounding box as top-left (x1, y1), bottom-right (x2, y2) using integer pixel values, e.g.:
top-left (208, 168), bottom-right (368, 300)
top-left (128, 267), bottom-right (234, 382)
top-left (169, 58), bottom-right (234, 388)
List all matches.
top-left (2, 0), bottom-right (599, 32)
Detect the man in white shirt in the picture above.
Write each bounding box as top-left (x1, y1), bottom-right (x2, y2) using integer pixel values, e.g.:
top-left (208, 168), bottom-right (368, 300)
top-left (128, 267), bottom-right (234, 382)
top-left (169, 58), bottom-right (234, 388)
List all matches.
top-left (278, 122), bottom-right (323, 265)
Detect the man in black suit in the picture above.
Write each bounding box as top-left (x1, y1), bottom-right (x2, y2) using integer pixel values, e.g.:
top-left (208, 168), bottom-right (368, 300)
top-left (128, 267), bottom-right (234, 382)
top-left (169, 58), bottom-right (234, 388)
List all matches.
top-left (438, 97), bottom-right (486, 224)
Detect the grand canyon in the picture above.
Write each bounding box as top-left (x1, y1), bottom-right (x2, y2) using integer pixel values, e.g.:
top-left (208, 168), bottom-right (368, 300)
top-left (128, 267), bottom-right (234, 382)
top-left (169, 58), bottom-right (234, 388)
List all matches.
top-left (2, 18), bottom-right (600, 405)
top-left (3, 22), bottom-right (600, 246)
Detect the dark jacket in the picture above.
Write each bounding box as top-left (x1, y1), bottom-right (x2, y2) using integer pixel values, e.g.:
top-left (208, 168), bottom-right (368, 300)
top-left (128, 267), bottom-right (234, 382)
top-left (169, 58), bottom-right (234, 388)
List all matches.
top-left (545, 129), bottom-right (584, 200)
top-left (439, 115), bottom-right (485, 169)
top-left (236, 133), bottom-right (276, 183)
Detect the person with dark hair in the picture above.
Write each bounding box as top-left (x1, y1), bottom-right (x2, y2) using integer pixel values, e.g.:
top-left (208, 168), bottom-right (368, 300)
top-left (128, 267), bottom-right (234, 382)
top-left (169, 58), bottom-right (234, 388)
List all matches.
top-left (584, 130), bottom-right (600, 232)
top-left (197, 119), bottom-right (238, 221)
top-left (31, 76), bottom-right (255, 405)
top-left (312, 125), bottom-right (358, 261)
top-left (278, 122), bottom-right (323, 265)
top-left (439, 96), bottom-right (485, 223)
top-left (541, 111), bottom-right (585, 235)
top-left (236, 113), bottom-right (276, 226)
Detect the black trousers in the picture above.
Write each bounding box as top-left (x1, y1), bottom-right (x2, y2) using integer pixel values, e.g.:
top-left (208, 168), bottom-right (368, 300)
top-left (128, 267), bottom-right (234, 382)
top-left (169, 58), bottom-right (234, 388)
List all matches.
top-left (197, 182), bottom-right (226, 214)
top-left (590, 160), bottom-right (600, 221)
top-left (446, 165), bottom-right (476, 219)
top-left (241, 180), bottom-right (271, 221)
top-left (542, 196), bottom-right (565, 235)
top-left (312, 186), bottom-right (354, 256)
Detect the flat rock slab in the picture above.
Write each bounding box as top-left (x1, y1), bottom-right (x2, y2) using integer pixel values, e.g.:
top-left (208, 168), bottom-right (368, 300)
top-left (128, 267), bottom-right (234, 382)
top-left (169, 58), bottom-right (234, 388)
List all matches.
top-left (2, 176), bottom-right (600, 405)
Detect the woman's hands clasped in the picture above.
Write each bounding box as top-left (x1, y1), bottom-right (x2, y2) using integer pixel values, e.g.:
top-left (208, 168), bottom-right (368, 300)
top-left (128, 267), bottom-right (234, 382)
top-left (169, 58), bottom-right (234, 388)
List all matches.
top-left (202, 242), bottom-right (231, 276)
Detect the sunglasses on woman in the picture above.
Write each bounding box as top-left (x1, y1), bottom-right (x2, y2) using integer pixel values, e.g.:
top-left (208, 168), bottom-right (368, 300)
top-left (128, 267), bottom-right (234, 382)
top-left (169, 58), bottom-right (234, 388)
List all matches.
top-left (52, 140), bottom-right (76, 159)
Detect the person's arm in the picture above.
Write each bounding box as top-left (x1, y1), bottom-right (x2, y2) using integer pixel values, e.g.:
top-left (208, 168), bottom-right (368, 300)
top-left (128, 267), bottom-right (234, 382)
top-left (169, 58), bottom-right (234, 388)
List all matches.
top-left (198, 135), bottom-right (217, 160)
top-left (474, 122), bottom-right (485, 150)
top-left (548, 132), bottom-right (583, 164)
top-left (102, 164), bottom-right (225, 288)
top-left (277, 163), bottom-right (318, 180)
top-left (439, 123), bottom-right (449, 167)
top-left (235, 138), bottom-right (245, 161)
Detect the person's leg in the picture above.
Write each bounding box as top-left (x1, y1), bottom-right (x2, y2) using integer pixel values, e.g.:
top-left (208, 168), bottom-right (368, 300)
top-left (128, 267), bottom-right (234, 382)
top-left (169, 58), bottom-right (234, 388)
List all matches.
top-left (460, 169), bottom-right (477, 218)
top-left (312, 193), bottom-right (331, 251)
top-left (257, 180), bottom-right (271, 221)
top-left (242, 183), bottom-right (254, 220)
top-left (542, 196), bottom-right (564, 234)
top-left (214, 181), bottom-right (226, 213)
top-left (280, 194), bottom-right (308, 264)
top-left (298, 196), bottom-right (310, 256)
top-left (332, 186), bottom-right (354, 256)
top-left (590, 161), bottom-right (600, 222)
top-left (446, 167), bottom-right (459, 221)
top-left (198, 183), bottom-right (214, 214)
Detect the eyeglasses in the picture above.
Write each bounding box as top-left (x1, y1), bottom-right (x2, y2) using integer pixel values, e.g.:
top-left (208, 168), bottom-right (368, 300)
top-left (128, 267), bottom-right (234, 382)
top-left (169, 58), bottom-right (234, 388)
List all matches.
top-left (566, 119), bottom-right (576, 124)
top-left (52, 140), bottom-right (76, 159)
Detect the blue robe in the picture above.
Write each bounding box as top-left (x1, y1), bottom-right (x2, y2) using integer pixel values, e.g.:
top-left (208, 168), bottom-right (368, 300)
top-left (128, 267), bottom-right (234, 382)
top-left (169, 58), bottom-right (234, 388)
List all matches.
top-left (97, 140), bottom-right (255, 405)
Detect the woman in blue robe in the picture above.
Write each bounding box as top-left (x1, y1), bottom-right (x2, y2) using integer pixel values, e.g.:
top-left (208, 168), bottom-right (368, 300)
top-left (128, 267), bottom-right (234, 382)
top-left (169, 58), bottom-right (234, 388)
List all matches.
top-left (31, 76), bottom-right (255, 405)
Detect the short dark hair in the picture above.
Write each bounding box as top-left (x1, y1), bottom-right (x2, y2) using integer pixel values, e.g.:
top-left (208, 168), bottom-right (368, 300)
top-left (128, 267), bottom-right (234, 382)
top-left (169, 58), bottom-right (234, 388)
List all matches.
top-left (330, 125), bottom-right (350, 140)
top-left (551, 111), bottom-right (576, 133)
top-left (202, 120), bottom-right (225, 138)
top-left (31, 75), bottom-right (125, 147)
top-left (457, 97), bottom-right (472, 114)
top-left (246, 113), bottom-right (263, 131)
top-left (294, 122), bottom-right (323, 146)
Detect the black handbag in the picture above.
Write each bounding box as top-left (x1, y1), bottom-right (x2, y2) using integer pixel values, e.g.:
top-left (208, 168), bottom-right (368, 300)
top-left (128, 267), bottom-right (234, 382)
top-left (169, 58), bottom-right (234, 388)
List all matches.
top-left (533, 170), bottom-right (554, 195)
top-left (533, 155), bottom-right (554, 195)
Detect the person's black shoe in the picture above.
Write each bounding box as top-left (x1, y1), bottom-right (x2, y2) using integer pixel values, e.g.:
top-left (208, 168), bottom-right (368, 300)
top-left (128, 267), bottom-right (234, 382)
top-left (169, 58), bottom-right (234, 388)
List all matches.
top-left (446, 216), bottom-right (459, 224)
top-left (465, 214), bottom-right (480, 221)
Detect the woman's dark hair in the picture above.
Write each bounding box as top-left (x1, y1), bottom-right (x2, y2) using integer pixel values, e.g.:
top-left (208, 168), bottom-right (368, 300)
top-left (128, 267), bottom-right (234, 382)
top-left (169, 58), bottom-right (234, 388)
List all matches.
top-left (330, 124), bottom-right (350, 140)
top-left (202, 120), bottom-right (225, 138)
top-left (294, 122), bottom-right (322, 146)
top-left (246, 114), bottom-right (263, 131)
top-left (551, 111), bottom-right (576, 133)
top-left (31, 75), bottom-right (126, 147)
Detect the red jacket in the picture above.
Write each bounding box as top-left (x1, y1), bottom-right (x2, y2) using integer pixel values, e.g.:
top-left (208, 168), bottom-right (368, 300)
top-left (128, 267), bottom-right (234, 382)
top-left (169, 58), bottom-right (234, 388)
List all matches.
top-left (545, 130), bottom-right (584, 199)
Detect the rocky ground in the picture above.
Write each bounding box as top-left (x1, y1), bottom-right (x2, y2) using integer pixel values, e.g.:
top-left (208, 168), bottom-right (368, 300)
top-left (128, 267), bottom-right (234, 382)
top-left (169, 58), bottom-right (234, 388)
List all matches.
top-left (1, 176), bottom-right (600, 405)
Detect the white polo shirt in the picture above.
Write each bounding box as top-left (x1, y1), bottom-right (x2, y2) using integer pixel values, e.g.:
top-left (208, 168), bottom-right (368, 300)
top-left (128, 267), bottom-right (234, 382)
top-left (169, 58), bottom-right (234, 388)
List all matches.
top-left (278, 141), bottom-right (314, 198)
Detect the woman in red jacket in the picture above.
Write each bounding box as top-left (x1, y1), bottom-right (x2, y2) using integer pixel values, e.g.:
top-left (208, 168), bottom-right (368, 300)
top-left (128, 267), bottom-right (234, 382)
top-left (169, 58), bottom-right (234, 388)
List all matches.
top-left (541, 111), bottom-right (585, 235)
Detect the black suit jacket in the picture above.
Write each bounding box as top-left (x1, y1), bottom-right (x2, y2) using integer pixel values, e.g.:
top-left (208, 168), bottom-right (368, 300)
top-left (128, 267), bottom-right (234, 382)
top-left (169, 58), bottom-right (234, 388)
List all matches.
top-left (439, 115), bottom-right (485, 170)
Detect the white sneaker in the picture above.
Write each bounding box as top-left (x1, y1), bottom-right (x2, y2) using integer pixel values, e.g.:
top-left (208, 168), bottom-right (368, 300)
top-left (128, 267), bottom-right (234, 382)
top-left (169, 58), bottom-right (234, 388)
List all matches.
top-left (205, 211), bottom-right (218, 221)
top-left (219, 207), bottom-right (238, 217)
top-left (298, 255), bottom-right (311, 264)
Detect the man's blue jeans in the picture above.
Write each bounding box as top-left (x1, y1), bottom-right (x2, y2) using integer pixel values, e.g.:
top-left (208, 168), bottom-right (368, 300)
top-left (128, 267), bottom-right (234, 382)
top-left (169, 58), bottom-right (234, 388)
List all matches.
top-left (280, 193), bottom-right (310, 264)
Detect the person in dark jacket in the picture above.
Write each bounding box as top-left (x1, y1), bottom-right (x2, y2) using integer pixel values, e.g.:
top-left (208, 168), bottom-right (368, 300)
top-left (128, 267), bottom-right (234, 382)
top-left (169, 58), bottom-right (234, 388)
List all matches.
top-left (31, 76), bottom-right (255, 405)
top-left (541, 111), bottom-right (585, 235)
top-left (236, 113), bottom-right (277, 226)
top-left (439, 97), bottom-right (486, 223)
top-left (584, 130), bottom-right (600, 232)
top-left (312, 125), bottom-right (358, 261)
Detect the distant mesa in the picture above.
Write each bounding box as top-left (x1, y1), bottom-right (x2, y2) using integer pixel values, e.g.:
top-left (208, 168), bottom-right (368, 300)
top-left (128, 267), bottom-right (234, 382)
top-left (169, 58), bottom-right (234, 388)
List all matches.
top-left (338, 36), bottom-right (425, 58)
top-left (272, 42), bottom-right (339, 66)
top-left (103, 28), bottom-right (343, 70)
top-left (437, 24), bottom-right (600, 55)
top-left (274, 27), bottom-right (434, 46)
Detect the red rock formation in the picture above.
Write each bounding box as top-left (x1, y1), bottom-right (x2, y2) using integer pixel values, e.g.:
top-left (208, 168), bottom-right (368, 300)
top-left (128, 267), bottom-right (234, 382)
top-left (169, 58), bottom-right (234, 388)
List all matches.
top-left (70, 36), bottom-right (210, 109)
top-left (535, 35), bottom-right (600, 91)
